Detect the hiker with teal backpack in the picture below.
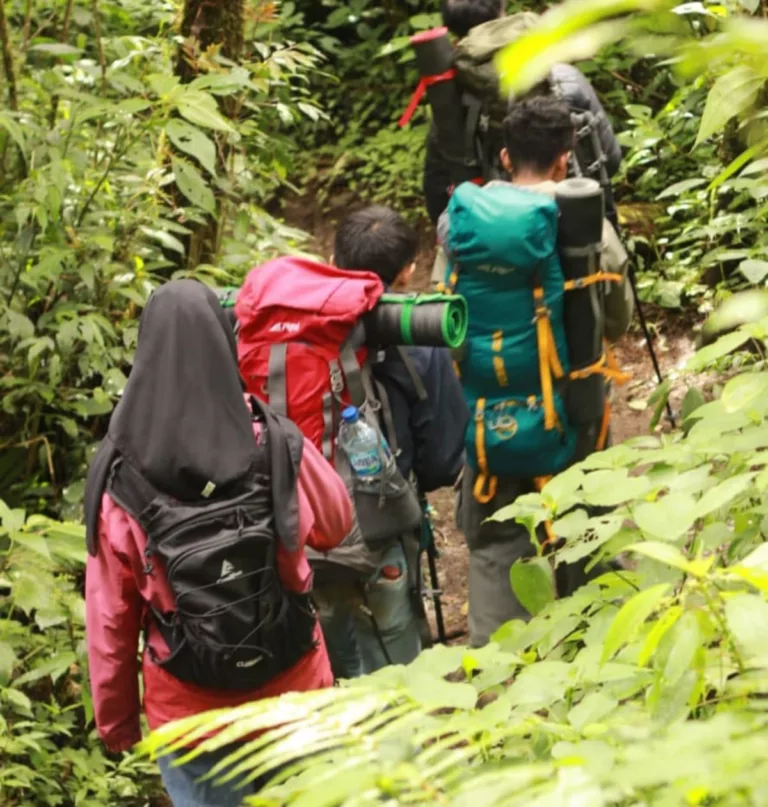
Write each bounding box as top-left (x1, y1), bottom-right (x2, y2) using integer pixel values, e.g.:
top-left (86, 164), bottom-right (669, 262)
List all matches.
top-left (438, 97), bottom-right (633, 647)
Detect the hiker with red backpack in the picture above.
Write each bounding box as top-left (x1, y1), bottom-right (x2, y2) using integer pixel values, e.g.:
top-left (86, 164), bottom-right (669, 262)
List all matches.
top-left (234, 207), bottom-right (468, 679)
top-left (83, 280), bottom-right (352, 806)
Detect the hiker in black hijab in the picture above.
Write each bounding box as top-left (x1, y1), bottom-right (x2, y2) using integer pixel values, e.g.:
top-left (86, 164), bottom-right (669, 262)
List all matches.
top-left (84, 279), bottom-right (300, 555)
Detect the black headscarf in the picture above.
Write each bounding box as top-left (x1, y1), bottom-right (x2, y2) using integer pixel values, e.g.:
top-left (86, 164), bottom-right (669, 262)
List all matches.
top-left (84, 279), bottom-right (301, 555)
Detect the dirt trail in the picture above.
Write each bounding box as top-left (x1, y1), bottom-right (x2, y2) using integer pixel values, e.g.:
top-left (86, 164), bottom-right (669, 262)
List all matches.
top-left (280, 194), bottom-right (699, 641)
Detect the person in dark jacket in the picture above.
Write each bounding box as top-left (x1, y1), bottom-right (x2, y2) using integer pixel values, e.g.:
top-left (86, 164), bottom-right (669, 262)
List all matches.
top-left (315, 206), bottom-right (469, 678)
top-left (424, 0), bottom-right (623, 229)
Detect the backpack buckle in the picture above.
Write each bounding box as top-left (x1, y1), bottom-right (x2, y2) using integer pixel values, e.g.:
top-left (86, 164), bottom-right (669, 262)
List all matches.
top-left (330, 362), bottom-right (344, 395)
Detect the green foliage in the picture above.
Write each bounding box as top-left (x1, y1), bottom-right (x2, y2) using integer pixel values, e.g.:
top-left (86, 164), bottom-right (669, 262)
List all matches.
top-left (0, 0), bottom-right (320, 513)
top-left (144, 337), bottom-right (768, 804)
top-left (0, 502), bottom-right (163, 805)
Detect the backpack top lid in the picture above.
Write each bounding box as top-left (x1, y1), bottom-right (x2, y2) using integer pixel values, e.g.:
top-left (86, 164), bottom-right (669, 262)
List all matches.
top-left (234, 256), bottom-right (384, 346)
top-left (446, 181), bottom-right (559, 275)
top-left (454, 13), bottom-right (539, 99)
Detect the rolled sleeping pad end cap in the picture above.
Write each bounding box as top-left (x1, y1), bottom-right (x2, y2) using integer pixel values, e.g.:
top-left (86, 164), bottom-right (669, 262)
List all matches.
top-left (411, 26), bottom-right (449, 45)
top-left (555, 177), bottom-right (602, 200)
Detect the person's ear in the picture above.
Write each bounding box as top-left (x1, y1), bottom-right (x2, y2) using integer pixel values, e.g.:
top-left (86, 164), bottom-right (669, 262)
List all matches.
top-left (553, 151), bottom-right (571, 181)
top-left (500, 147), bottom-right (514, 176)
top-left (329, 253), bottom-right (336, 268)
top-left (394, 262), bottom-right (416, 290)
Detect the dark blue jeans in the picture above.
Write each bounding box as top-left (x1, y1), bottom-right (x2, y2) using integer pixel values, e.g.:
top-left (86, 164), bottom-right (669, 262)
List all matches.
top-left (157, 744), bottom-right (258, 806)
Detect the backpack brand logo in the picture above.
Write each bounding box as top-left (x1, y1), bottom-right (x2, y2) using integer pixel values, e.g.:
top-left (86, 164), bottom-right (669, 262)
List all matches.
top-left (269, 322), bottom-right (300, 334)
top-left (218, 559), bottom-right (243, 583)
top-left (236, 655), bottom-right (263, 669)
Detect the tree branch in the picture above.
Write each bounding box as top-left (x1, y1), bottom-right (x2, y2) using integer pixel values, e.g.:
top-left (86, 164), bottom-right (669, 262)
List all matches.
top-left (0, 0), bottom-right (19, 111)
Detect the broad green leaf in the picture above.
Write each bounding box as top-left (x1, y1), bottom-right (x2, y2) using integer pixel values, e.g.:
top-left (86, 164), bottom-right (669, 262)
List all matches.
top-left (626, 541), bottom-right (691, 574)
top-left (13, 652), bottom-right (77, 687)
top-left (580, 468), bottom-right (651, 507)
top-left (0, 501), bottom-right (25, 532)
top-left (692, 473), bottom-right (754, 519)
top-left (695, 66), bottom-right (764, 147)
top-left (11, 531), bottom-right (51, 560)
top-left (165, 120), bottom-right (217, 177)
top-left (0, 112), bottom-right (26, 160)
top-left (404, 672), bottom-right (477, 710)
top-left (176, 91), bottom-right (237, 134)
top-left (30, 43), bottom-right (82, 55)
top-left (638, 605), bottom-right (682, 667)
top-left (172, 157), bottom-right (216, 214)
top-left (664, 612), bottom-right (701, 686)
top-left (722, 372), bottom-right (768, 414)
top-left (0, 642), bottom-right (16, 686)
top-left (739, 542), bottom-right (768, 571)
top-left (601, 583), bottom-right (670, 663)
top-left (12, 572), bottom-right (54, 615)
top-left (633, 493), bottom-right (696, 541)
top-left (656, 178), bottom-right (706, 199)
top-left (2, 686), bottom-right (33, 717)
top-left (739, 259), bottom-right (768, 285)
top-left (725, 594), bottom-right (768, 661)
top-left (140, 227), bottom-right (186, 255)
top-left (510, 557), bottom-right (556, 617)
top-left (680, 387), bottom-right (706, 422)
top-left (686, 331), bottom-right (750, 372)
top-left (567, 691), bottom-right (618, 732)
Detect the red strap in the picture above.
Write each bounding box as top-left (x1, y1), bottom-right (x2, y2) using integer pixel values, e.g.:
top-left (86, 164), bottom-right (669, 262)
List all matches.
top-left (398, 69), bottom-right (457, 128)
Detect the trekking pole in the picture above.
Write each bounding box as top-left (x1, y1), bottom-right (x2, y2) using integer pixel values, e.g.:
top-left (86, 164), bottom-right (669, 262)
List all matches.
top-left (420, 497), bottom-right (448, 645)
top-left (627, 266), bottom-right (676, 428)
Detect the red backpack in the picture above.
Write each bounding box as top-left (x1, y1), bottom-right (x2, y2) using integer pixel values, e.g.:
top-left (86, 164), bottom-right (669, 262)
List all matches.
top-left (235, 257), bottom-right (382, 460)
top-left (235, 257), bottom-right (423, 581)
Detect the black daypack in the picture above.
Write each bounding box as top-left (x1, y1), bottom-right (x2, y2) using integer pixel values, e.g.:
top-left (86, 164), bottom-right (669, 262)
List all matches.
top-left (107, 397), bottom-right (317, 691)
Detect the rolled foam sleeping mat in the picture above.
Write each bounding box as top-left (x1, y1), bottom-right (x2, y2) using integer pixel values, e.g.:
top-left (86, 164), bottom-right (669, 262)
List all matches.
top-left (410, 28), bottom-right (480, 187)
top-left (214, 286), bottom-right (238, 329)
top-left (363, 293), bottom-right (469, 349)
top-left (215, 286), bottom-right (238, 308)
top-left (556, 177), bottom-right (606, 426)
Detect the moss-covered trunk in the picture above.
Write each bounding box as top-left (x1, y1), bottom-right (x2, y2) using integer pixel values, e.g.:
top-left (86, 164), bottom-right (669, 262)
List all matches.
top-left (174, 0), bottom-right (244, 268)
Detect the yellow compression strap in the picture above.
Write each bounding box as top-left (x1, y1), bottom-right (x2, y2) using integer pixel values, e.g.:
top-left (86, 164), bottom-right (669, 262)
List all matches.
top-left (563, 271), bottom-right (624, 291)
top-left (569, 353), bottom-right (632, 385)
top-left (473, 398), bottom-right (498, 504)
top-left (492, 330), bottom-right (509, 387)
top-left (533, 287), bottom-right (565, 430)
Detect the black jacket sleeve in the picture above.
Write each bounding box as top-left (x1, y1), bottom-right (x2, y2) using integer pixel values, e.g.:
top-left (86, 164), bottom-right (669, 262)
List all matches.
top-left (373, 346), bottom-right (469, 493)
top-left (409, 347), bottom-right (469, 492)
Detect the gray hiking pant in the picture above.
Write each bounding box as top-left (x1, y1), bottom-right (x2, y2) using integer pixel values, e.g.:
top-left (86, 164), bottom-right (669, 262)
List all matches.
top-left (458, 423), bottom-right (604, 647)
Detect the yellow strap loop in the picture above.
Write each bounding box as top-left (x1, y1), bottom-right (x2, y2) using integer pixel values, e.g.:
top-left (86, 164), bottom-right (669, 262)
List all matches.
top-left (533, 288), bottom-right (565, 431)
top-left (563, 271), bottom-right (624, 292)
top-left (473, 399), bottom-right (498, 503)
top-left (569, 353), bottom-right (632, 385)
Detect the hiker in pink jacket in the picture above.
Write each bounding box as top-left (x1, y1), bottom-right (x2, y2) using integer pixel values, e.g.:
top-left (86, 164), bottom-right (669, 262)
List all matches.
top-left (83, 280), bottom-right (352, 806)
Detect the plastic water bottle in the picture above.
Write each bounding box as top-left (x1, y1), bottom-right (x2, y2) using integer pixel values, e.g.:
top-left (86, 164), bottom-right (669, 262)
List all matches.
top-left (338, 406), bottom-right (391, 481)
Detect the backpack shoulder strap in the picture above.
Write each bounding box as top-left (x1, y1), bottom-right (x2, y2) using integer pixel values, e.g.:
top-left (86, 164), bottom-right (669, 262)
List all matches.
top-left (395, 346), bottom-right (428, 402)
top-left (250, 396), bottom-right (303, 553)
top-left (107, 457), bottom-right (160, 528)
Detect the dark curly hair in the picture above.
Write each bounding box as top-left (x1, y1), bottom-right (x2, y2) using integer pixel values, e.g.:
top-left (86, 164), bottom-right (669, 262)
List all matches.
top-left (504, 96), bottom-right (575, 173)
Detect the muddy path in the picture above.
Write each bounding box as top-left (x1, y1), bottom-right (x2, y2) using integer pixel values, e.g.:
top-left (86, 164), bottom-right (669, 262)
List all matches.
top-left (280, 193), bottom-right (699, 642)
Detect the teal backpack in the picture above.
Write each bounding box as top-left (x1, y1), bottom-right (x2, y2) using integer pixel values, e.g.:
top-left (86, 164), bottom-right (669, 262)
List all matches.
top-left (442, 182), bottom-right (578, 501)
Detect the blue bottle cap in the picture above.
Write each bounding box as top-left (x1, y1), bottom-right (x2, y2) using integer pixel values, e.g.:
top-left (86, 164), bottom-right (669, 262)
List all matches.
top-left (341, 406), bottom-right (359, 424)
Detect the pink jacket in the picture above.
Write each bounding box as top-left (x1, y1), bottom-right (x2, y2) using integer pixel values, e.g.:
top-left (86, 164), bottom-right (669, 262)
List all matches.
top-left (85, 425), bottom-right (352, 752)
